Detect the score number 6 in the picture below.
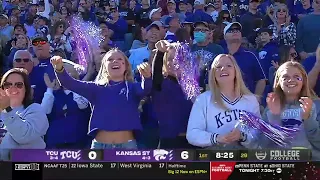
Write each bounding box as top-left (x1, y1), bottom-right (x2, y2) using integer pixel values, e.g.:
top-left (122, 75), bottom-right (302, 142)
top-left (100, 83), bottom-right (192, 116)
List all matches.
top-left (180, 151), bottom-right (189, 160)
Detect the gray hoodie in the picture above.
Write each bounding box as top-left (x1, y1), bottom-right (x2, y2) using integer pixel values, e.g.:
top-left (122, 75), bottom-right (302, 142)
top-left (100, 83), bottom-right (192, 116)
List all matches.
top-left (263, 100), bottom-right (320, 160)
top-left (0, 103), bottom-right (49, 160)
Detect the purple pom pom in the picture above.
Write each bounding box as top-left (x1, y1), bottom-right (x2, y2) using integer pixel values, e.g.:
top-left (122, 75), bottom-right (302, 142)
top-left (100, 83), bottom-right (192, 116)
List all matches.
top-left (70, 16), bottom-right (104, 71)
top-left (236, 111), bottom-right (300, 147)
top-left (172, 43), bottom-right (201, 100)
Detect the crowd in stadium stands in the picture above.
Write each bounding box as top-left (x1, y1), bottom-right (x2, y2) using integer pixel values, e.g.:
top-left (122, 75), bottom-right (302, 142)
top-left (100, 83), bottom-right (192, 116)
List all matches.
top-left (0, 0), bottom-right (320, 161)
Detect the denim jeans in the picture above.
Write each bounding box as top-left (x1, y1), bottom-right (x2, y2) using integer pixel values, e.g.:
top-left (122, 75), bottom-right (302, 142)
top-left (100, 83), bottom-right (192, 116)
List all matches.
top-left (91, 139), bottom-right (138, 149)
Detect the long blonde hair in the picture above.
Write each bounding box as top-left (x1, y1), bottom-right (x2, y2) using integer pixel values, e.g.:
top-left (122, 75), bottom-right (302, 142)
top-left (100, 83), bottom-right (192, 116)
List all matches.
top-left (209, 54), bottom-right (252, 110)
top-left (273, 61), bottom-right (317, 108)
top-left (95, 48), bottom-right (134, 85)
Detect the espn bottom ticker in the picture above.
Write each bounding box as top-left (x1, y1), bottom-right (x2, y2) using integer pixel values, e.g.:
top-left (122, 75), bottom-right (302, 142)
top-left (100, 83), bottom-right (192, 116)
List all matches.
top-left (6, 162), bottom-right (320, 180)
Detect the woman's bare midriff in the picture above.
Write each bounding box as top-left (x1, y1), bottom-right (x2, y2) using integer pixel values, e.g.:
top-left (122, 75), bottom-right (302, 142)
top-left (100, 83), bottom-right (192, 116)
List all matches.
top-left (95, 130), bottom-right (135, 144)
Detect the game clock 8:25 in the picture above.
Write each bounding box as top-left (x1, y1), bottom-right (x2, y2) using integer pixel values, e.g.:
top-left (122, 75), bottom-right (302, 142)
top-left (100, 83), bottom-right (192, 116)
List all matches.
top-left (215, 152), bottom-right (235, 160)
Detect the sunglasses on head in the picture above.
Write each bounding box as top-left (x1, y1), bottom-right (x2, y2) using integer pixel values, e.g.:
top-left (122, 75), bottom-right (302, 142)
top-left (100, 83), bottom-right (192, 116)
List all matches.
top-left (3, 82), bottom-right (24, 89)
top-left (32, 40), bottom-right (47, 46)
top-left (14, 58), bottom-right (30, 63)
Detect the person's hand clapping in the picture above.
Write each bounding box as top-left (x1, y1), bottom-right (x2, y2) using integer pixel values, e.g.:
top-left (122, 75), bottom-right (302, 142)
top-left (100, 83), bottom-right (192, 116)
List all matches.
top-left (299, 97), bottom-right (313, 120)
top-left (44, 73), bottom-right (58, 89)
top-left (266, 92), bottom-right (281, 115)
top-left (137, 62), bottom-right (151, 78)
top-left (51, 56), bottom-right (64, 71)
top-left (155, 40), bottom-right (170, 53)
top-left (0, 89), bottom-right (10, 111)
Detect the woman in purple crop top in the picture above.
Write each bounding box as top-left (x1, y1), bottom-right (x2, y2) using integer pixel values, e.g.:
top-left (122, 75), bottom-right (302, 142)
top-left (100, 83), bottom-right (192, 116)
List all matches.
top-left (51, 48), bottom-right (152, 149)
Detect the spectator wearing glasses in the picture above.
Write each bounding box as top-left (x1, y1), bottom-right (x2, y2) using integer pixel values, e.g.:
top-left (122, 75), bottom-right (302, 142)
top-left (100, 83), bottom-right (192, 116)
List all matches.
top-left (268, 4), bottom-right (296, 46)
top-left (191, 21), bottom-right (224, 91)
top-left (29, 34), bottom-right (55, 104)
top-left (0, 68), bottom-right (49, 160)
top-left (209, 0), bottom-right (228, 22)
top-left (48, 20), bottom-right (72, 56)
top-left (106, 7), bottom-right (128, 52)
top-left (224, 22), bottom-right (266, 101)
top-left (240, 0), bottom-right (264, 38)
top-left (13, 50), bottom-right (34, 75)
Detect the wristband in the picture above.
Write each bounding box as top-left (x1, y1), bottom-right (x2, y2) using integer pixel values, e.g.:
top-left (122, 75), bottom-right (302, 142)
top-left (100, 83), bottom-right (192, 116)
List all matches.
top-left (55, 67), bottom-right (64, 73)
top-left (211, 133), bottom-right (219, 144)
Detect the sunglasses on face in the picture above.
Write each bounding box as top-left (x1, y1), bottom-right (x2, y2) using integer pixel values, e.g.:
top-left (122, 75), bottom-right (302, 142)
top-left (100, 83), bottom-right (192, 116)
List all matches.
top-left (227, 28), bottom-right (241, 33)
top-left (277, 9), bottom-right (287, 12)
top-left (80, 3), bottom-right (86, 6)
top-left (14, 58), bottom-right (31, 63)
top-left (111, 10), bottom-right (117, 13)
top-left (194, 28), bottom-right (209, 33)
top-left (222, 16), bottom-right (230, 20)
top-left (290, 52), bottom-right (298, 58)
top-left (32, 40), bottom-right (47, 46)
top-left (3, 82), bottom-right (24, 89)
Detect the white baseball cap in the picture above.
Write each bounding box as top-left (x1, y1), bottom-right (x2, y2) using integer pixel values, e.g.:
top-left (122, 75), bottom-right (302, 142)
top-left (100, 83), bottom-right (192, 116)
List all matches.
top-left (149, 7), bottom-right (162, 20)
top-left (223, 22), bottom-right (242, 35)
top-left (194, 0), bottom-right (205, 6)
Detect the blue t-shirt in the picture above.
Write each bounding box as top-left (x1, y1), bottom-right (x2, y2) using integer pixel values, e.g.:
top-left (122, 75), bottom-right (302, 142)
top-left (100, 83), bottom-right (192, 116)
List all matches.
top-left (225, 47), bottom-right (266, 92)
top-left (303, 56), bottom-right (319, 95)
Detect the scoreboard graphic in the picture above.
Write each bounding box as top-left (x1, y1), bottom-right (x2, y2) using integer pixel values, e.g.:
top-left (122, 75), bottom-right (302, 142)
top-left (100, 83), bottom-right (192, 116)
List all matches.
top-left (5, 149), bottom-right (320, 180)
